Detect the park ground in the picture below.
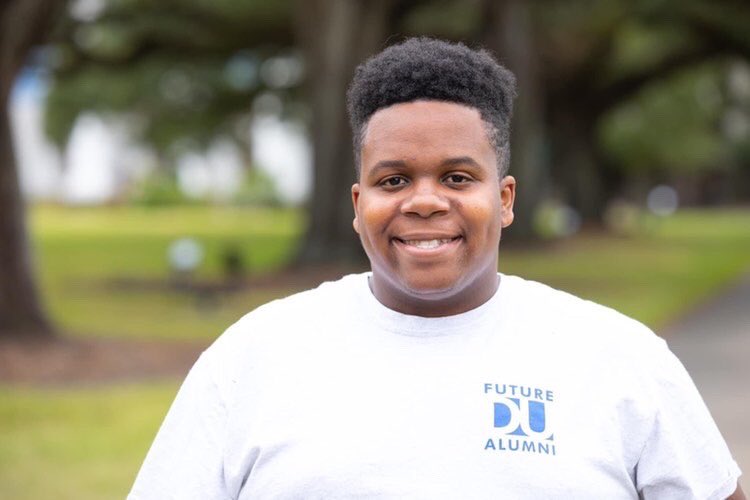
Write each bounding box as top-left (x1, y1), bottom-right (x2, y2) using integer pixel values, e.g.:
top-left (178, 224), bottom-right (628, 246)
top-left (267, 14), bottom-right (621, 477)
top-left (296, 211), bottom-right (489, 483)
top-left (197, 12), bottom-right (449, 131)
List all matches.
top-left (666, 271), bottom-right (750, 478)
top-left (0, 205), bottom-right (748, 499)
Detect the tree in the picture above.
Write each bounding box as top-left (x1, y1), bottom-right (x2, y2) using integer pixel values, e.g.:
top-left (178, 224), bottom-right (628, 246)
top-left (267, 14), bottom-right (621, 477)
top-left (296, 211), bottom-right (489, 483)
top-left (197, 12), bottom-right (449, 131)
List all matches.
top-left (44, 0), bottom-right (422, 265)
top-left (45, 1), bottom-right (297, 163)
top-left (480, 0), bottom-right (549, 239)
top-left (0, 0), bottom-right (64, 338)
top-left (19, 0), bottom-right (749, 346)
top-left (539, 0), bottom-right (750, 218)
top-left (293, 0), bottom-right (409, 263)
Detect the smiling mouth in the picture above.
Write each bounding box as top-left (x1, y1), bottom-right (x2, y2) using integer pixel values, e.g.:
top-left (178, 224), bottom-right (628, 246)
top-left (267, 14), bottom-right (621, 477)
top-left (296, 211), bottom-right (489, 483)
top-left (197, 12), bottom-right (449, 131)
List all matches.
top-left (395, 236), bottom-right (462, 249)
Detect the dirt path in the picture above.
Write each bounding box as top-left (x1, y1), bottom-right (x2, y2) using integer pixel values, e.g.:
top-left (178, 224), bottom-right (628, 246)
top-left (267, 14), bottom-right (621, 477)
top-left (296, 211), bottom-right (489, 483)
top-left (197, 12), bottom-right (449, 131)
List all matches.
top-left (0, 266), bottom-right (364, 387)
top-left (0, 336), bottom-right (206, 387)
top-left (663, 272), bottom-right (750, 479)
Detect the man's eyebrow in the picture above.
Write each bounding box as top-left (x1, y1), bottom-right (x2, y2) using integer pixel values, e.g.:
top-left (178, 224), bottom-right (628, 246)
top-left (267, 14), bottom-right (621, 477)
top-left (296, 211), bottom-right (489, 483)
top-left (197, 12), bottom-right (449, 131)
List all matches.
top-left (368, 156), bottom-right (481, 177)
top-left (367, 159), bottom-right (408, 178)
top-left (440, 156), bottom-right (481, 169)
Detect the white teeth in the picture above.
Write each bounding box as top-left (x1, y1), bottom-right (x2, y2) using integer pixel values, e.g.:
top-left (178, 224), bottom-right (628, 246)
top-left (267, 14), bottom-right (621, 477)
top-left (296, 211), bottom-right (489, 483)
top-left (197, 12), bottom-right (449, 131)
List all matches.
top-left (404, 238), bottom-right (454, 249)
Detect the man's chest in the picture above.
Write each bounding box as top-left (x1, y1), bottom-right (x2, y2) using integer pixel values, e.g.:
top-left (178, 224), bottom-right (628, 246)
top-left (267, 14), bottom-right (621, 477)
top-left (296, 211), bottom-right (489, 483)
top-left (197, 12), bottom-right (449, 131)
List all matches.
top-left (225, 338), bottom-right (647, 499)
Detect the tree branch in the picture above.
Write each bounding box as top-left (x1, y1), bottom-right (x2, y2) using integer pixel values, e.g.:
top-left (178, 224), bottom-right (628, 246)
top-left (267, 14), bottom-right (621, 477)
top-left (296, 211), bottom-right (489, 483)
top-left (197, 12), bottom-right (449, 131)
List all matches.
top-left (1, 0), bottom-right (66, 99)
top-left (589, 41), bottom-right (735, 117)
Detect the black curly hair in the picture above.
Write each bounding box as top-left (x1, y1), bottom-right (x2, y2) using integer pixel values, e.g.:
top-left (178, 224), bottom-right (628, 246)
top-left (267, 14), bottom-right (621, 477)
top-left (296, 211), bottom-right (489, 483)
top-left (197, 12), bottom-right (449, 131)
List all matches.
top-left (346, 37), bottom-right (517, 177)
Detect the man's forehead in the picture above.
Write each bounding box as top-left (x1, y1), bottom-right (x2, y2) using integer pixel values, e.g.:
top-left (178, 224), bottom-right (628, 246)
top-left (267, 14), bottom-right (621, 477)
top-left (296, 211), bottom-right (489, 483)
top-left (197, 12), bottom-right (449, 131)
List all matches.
top-left (364, 100), bottom-right (484, 140)
top-left (365, 100), bottom-right (483, 130)
top-left (361, 100), bottom-right (494, 161)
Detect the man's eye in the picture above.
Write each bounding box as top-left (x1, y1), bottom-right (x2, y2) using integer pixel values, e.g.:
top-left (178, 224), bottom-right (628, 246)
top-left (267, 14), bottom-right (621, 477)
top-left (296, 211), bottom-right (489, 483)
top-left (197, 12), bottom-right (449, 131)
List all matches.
top-left (445, 174), bottom-right (470, 184)
top-left (382, 176), bottom-right (407, 187)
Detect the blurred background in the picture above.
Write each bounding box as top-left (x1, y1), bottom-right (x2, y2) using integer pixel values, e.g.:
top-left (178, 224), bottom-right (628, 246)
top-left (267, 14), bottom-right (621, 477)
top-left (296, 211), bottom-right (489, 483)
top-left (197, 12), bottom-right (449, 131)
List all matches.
top-left (0, 0), bottom-right (749, 498)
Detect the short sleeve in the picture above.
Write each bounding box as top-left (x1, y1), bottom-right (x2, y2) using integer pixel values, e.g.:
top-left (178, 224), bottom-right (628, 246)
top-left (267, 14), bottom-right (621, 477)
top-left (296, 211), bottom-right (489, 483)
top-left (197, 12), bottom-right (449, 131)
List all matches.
top-left (635, 338), bottom-right (741, 500)
top-left (128, 351), bottom-right (230, 500)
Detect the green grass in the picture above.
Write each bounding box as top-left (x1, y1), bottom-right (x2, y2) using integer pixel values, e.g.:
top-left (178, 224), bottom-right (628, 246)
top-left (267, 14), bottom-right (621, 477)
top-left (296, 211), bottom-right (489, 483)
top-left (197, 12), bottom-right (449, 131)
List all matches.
top-left (2, 205), bottom-right (749, 500)
top-left (32, 205), bottom-right (303, 340)
top-left (30, 205), bottom-right (750, 338)
top-left (0, 382), bottom-right (178, 499)
top-left (502, 209), bottom-right (750, 329)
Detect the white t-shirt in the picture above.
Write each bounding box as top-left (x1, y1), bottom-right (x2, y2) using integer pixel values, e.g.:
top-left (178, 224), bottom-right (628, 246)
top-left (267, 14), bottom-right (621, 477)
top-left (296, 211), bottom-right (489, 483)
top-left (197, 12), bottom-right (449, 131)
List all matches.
top-left (129, 273), bottom-right (741, 499)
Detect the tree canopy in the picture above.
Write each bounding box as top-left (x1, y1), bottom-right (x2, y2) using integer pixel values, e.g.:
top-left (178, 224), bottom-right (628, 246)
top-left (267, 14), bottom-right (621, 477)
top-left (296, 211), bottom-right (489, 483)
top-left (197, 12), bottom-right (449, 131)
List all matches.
top-left (2, 0), bottom-right (750, 338)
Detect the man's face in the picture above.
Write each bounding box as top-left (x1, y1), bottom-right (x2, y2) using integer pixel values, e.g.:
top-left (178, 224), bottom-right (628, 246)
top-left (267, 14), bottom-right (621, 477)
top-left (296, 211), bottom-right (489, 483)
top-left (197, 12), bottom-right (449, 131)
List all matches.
top-left (352, 100), bottom-right (515, 316)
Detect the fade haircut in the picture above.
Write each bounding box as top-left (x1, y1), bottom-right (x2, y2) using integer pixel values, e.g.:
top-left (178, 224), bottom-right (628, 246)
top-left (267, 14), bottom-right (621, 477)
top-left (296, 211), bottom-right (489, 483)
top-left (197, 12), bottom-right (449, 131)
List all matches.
top-left (346, 37), bottom-right (517, 177)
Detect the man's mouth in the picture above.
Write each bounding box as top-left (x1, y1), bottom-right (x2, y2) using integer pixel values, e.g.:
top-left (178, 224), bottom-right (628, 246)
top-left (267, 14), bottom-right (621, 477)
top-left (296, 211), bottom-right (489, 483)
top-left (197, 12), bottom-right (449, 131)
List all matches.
top-left (393, 236), bottom-right (462, 251)
top-left (401, 238), bottom-right (458, 249)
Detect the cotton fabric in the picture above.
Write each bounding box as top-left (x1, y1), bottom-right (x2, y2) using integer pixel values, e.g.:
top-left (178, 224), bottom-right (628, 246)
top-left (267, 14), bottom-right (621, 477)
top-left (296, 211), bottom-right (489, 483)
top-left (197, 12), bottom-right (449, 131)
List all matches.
top-left (129, 273), bottom-right (741, 499)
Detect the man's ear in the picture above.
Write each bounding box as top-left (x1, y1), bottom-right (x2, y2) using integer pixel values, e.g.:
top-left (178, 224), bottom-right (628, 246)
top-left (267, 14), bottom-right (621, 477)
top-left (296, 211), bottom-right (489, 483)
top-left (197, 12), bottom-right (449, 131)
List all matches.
top-left (500, 175), bottom-right (516, 228)
top-left (351, 183), bottom-right (361, 234)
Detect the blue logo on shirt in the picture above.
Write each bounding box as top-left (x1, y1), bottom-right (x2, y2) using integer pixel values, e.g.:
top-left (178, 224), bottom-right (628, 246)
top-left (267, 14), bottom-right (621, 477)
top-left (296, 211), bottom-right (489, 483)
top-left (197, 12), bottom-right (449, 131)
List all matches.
top-left (484, 383), bottom-right (557, 456)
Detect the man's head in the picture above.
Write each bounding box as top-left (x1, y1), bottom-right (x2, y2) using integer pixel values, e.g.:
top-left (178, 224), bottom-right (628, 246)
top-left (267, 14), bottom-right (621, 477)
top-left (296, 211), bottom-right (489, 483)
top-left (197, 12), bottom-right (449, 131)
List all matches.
top-left (348, 38), bottom-right (517, 317)
top-left (347, 37), bottom-right (516, 177)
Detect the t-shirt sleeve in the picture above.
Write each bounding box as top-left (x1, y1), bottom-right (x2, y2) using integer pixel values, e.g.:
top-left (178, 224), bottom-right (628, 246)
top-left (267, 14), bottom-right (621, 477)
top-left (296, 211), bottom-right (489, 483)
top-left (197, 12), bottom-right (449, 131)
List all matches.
top-left (128, 350), bottom-right (230, 500)
top-left (635, 337), bottom-right (742, 500)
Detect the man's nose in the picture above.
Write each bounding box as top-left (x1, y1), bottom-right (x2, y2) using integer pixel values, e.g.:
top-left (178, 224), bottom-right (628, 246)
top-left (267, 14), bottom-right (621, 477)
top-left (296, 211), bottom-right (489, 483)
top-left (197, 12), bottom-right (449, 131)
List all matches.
top-left (400, 181), bottom-right (449, 217)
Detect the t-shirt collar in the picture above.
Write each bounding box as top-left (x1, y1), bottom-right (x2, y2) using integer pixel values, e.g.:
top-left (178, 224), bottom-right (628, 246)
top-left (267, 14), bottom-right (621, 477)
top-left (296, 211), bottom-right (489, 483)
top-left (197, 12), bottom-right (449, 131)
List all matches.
top-left (354, 272), bottom-right (505, 337)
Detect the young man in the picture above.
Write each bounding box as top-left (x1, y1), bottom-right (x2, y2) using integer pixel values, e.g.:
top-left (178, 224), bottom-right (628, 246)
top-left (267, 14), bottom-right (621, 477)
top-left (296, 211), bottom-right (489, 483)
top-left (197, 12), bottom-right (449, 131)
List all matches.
top-left (130, 38), bottom-right (744, 499)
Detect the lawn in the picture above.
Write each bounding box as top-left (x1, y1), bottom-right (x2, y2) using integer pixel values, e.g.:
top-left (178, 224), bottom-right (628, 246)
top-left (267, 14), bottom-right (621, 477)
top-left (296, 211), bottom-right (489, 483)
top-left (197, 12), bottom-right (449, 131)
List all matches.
top-left (1, 205), bottom-right (749, 499)
top-left (0, 383), bottom-right (176, 500)
top-left (32, 205), bottom-right (305, 340)
top-left (502, 209), bottom-right (750, 329)
top-left (30, 205), bottom-right (750, 338)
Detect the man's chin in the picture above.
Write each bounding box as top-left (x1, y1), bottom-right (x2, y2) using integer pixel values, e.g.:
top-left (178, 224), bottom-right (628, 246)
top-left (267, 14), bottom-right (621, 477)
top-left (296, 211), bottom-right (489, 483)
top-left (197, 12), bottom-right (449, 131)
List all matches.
top-left (399, 275), bottom-right (461, 299)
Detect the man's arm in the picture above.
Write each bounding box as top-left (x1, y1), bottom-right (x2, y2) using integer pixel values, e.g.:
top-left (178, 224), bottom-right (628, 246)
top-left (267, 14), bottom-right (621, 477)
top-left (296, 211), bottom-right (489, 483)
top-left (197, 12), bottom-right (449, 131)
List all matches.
top-left (129, 352), bottom-right (229, 499)
top-left (728, 484), bottom-right (746, 500)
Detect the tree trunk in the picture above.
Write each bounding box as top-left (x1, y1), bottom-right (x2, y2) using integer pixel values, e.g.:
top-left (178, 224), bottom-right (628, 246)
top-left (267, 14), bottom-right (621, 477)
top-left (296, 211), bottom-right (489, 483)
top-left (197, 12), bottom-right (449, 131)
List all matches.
top-left (549, 106), bottom-right (607, 222)
top-left (293, 0), bottom-right (396, 265)
top-left (481, 0), bottom-right (549, 241)
top-left (0, 0), bottom-right (63, 338)
top-left (0, 104), bottom-right (52, 337)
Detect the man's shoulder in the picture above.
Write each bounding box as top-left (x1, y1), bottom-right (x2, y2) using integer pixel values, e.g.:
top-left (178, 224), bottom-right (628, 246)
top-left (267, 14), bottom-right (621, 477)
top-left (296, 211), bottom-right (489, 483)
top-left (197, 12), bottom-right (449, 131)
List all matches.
top-left (501, 274), bottom-right (660, 347)
top-left (212, 272), bottom-right (365, 346)
top-left (502, 274), bottom-right (678, 394)
top-left (250, 272), bottom-right (363, 317)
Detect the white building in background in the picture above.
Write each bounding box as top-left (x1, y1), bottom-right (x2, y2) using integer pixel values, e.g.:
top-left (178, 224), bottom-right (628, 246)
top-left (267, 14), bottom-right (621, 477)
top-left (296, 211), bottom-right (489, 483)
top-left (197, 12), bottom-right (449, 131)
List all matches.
top-left (10, 70), bottom-right (312, 206)
top-left (62, 113), bottom-right (125, 204)
top-left (10, 71), bottom-right (64, 200)
top-left (251, 115), bottom-right (311, 205)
